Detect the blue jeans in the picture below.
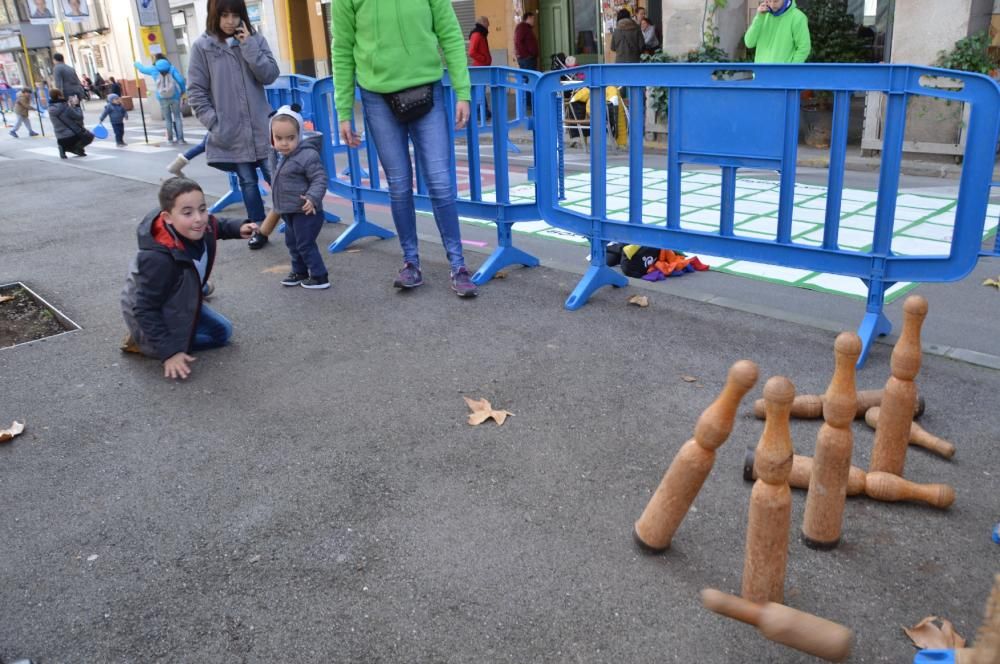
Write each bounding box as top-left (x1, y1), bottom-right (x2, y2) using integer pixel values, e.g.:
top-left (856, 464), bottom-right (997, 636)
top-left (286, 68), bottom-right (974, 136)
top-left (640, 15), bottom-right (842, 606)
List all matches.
top-left (111, 121), bottom-right (125, 144)
top-left (283, 212), bottom-right (327, 278)
top-left (359, 82), bottom-right (466, 271)
top-left (161, 98), bottom-right (184, 143)
top-left (183, 134), bottom-right (208, 161)
top-left (211, 160), bottom-right (272, 223)
top-left (190, 303), bottom-right (232, 351)
top-left (11, 115), bottom-right (35, 134)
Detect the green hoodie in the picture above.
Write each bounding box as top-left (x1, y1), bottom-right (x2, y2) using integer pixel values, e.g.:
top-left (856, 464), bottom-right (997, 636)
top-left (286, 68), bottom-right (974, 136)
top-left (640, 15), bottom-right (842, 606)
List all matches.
top-left (744, 1), bottom-right (811, 64)
top-left (332, 0), bottom-right (471, 119)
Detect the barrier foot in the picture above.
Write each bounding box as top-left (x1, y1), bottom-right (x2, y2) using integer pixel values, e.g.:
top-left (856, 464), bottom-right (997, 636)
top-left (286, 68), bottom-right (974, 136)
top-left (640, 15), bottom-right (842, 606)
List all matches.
top-left (324, 211), bottom-right (342, 224)
top-left (328, 219), bottom-right (396, 253)
top-left (507, 139), bottom-right (521, 155)
top-left (209, 186), bottom-right (243, 213)
top-left (472, 245), bottom-right (540, 285)
top-left (856, 310), bottom-right (892, 368)
top-left (564, 265), bottom-right (628, 311)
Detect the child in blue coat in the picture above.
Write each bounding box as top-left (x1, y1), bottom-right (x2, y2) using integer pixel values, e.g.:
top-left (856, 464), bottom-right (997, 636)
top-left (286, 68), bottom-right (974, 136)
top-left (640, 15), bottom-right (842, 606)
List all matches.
top-left (99, 93), bottom-right (129, 146)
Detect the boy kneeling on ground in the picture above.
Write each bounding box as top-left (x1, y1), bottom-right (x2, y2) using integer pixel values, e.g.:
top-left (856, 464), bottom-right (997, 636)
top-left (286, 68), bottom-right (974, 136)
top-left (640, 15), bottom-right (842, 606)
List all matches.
top-left (120, 177), bottom-right (258, 379)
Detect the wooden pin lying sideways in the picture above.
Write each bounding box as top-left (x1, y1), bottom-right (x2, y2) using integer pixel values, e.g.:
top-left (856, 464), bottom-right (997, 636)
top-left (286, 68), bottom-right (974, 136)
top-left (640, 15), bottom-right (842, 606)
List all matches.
top-left (864, 406), bottom-right (955, 459)
top-left (744, 450), bottom-right (956, 510)
top-left (752, 388), bottom-right (925, 421)
top-left (701, 588), bottom-right (853, 662)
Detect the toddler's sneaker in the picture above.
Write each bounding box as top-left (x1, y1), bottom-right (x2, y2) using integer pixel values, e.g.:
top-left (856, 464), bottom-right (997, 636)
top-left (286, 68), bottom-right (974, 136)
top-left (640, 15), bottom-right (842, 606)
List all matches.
top-left (450, 267), bottom-right (479, 298)
top-left (393, 262), bottom-right (423, 289)
top-left (8, 130), bottom-right (17, 138)
top-left (281, 272), bottom-right (308, 287)
top-left (166, 153), bottom-right (188, 177)
top-left (301, 275), bottom-right (330, 290)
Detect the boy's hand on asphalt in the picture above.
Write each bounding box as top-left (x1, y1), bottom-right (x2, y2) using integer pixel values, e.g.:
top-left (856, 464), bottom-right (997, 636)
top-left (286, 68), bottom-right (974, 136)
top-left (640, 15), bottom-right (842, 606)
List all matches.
top-left (163, 352), bottom-right (196, 380)
top-left (301, 196), bottom-right (316, 215)
top-left (239, 222), bottom-right (259, 238)
top-left (339, 121), bottom-right (361, 148)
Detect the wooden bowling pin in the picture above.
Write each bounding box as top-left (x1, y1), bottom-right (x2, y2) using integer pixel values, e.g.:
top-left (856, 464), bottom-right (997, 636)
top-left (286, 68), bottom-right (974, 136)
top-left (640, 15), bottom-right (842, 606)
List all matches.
top-left (745, 452), bottom-right (955, 509)
top-left (741, 376), bottom-right (794, 604)
top-left (633, 360), bottom-right (759, 552)
top-left (802, 333), bottom-right (862, 549)
top-left (701, 588), bottom-right (853, 662)
top-left (752, 389), bottom-right (924, 420)
top-left (864, 471), bottom-right (955, 509)
top-left (864, 407), bottom-right (955, 459)
top-left (870, 295), bottom-right (928, 476)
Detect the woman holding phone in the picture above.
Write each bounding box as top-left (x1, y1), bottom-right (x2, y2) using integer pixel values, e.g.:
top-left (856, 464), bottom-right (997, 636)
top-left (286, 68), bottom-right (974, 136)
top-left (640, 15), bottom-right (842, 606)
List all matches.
top-left (187, 0), bottom-right (279, 250)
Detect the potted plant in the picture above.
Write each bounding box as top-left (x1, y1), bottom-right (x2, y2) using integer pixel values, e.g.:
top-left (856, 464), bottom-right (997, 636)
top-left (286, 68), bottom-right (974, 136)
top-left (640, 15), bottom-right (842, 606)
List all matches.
top-left (799, 0), bottom-right (870, 148)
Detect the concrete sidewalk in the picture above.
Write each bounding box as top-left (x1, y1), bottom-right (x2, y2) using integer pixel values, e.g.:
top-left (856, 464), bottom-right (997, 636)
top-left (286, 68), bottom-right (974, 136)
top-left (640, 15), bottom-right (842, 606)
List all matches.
top-left (0, 160), bottom-right (998, 662)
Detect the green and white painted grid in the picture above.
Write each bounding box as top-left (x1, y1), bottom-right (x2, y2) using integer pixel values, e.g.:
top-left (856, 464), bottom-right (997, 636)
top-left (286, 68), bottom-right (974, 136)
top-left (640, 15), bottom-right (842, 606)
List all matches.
top-left (455, 166), bottom-right (1000, 303)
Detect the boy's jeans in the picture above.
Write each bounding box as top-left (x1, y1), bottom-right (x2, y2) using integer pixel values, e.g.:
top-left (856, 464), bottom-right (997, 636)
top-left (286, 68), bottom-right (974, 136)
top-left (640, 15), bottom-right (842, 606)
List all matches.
top-left (190, 304), bottom-right (232, 351)
top-left (283, 211), bottom-right (327, 277)
top-left (359, 82), bottom-right (466, 272)
top-left (160, 97), bottom-right (183, 143)
top-left (11, 115), bottom-right (34, 134)
top-left (111, 121), bottom-right (125, 144)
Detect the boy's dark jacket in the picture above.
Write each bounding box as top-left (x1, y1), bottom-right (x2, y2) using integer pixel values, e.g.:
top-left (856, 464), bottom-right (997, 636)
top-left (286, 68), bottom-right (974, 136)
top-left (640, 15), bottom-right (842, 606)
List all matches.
top-left (99, 102), bottom-right (128, 124)
top-left (268, 132), bottom-right (327, 215)
top-left (121, 209), bottom-right (244, 361)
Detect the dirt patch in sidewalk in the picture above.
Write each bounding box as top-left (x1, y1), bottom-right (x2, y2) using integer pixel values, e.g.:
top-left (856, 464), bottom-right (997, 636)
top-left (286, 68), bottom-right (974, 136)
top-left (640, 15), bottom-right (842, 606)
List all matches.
top-left (0, 284), bottom-right (70, 348)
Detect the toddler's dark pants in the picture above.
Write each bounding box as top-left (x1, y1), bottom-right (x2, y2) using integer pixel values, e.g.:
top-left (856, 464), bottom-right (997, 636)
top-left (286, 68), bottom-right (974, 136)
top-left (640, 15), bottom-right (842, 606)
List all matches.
top-left (283, 211), bottom-right (327, 278)
top-left (112, 122), bottom-right (125, 144)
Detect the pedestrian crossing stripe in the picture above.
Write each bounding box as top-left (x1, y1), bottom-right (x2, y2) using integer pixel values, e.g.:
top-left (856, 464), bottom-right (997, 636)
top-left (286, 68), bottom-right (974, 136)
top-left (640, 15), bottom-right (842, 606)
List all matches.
top-left (23, 147), bottom-right (114, 161)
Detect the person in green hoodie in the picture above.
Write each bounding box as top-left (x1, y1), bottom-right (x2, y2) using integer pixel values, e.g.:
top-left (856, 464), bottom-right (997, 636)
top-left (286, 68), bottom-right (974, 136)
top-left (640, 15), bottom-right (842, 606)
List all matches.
top-left (744, 0), bottom-right (811, 63)
top-left (332, 0), bottom-right (479, 298)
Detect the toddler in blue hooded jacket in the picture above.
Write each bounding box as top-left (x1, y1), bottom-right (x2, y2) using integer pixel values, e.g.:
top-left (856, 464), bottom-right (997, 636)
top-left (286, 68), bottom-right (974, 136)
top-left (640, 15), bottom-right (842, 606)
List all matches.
top-left (99, 93), bottom-right (129, 146)
top-left (269, 104), bottom-right (330, 290)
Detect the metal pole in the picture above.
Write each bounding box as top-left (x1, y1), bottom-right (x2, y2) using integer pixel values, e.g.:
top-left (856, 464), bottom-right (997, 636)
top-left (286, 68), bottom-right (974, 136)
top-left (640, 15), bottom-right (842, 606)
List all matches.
top-left (126, 19), bottom-right (149, 143)
top-left (19, 33), bottom-right (45, 135)
top-left (51, 0), bottom-right (77, 71)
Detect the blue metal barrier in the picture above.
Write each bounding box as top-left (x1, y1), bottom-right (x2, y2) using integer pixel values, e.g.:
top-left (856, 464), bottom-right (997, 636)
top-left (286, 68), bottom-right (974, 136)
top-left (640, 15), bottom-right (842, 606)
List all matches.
top-left (310, 67), bottom-right (542, 284)
top-left (266, 75), bottom-right (316, 123)
top-left (532, 64), bottom-right (1000, 366)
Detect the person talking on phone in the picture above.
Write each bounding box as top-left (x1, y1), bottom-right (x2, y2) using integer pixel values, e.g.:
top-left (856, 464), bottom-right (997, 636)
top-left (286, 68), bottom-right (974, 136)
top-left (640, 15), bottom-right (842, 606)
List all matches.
top-left (744, 0), bottom-right (811, 63)
top-left (332, 0), bottom-right (479, 297)
top-left (187, 0), bottom-right (279, 250)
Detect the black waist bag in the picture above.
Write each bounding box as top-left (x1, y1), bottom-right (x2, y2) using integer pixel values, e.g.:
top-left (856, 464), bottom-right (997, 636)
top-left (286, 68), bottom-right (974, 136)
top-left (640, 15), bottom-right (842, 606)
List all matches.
top-left (383, 83), bottom-right (434, 123)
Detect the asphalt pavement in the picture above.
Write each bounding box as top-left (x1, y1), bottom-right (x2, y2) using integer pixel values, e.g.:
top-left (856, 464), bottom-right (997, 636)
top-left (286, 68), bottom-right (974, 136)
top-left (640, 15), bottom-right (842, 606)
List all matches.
top-left (0, 111), bottom-right (998, 663)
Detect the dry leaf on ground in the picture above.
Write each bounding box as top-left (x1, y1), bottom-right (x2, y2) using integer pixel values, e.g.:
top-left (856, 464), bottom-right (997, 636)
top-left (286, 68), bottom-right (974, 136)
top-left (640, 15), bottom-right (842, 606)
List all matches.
top-left (903, 616), bottom-right (966, 649)
top-left (628, 295), bottom-right (649, 307)
top-left (984, 277), bottom-right (1000, 290)
top-left (681, 375), bottom-right (698, 383)
top-left (494, 271), bottom-right (508, 279)
top-left (346, 249), bottom-right (362, 254)
top-left (262, 264), bottom-right (293, 274)
top-left (0, 421), bottom-right (25, 443)
top-left (463, 397), bottom-right (514, 426)
top-left (0, 295), bottom-right (13, 304)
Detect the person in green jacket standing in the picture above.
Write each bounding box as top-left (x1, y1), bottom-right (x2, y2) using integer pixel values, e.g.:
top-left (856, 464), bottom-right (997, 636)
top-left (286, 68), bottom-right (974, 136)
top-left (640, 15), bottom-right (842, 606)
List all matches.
top-left (744, 0), bottom-right (811, 63)
top-left (332, 0), bottom-right (479, 297)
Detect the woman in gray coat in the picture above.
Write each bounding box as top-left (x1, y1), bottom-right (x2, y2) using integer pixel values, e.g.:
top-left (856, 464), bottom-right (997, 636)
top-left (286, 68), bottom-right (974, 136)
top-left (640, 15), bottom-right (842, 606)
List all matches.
top-left (186, 0), bottom-right (279, 249)
top-left (48, 88), bottom-right (91, 158)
